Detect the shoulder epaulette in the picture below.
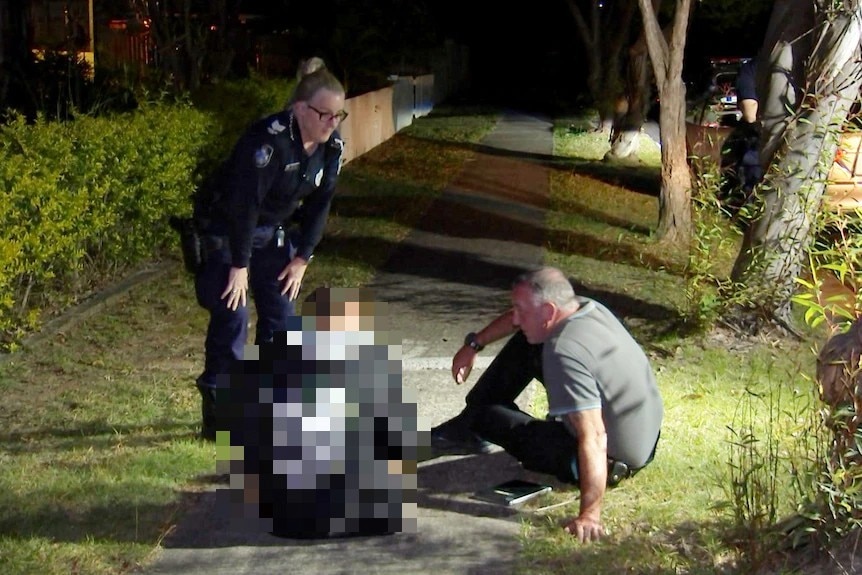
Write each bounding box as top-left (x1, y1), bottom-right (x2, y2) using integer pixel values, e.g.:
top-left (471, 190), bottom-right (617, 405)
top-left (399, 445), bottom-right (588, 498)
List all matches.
top-left (267, 118), bottom-right (287, 135)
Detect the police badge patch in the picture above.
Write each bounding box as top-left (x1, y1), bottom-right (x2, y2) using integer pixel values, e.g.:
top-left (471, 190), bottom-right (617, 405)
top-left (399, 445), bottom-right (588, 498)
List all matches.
top-left (254, 145), bottom-right (274, 168)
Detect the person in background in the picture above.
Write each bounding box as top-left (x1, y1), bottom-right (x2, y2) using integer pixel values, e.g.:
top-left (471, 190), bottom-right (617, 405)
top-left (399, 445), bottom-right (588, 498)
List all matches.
top-left (736, 58), bottom-right (758, 124)
top-left (430, 267), bottom-right (663, 542)
top-left (192, 67), bottom-right (349, 440)
top-left (720, 58), bottom-right (763, 211)
top-left (735, 59), bottom-right (763, 191)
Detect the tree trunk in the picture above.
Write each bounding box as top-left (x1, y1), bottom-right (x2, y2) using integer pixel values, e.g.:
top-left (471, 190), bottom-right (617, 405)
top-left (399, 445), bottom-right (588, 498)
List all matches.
top-left (729, 2), bottom-right (862, 330)
top-left (565, 0), bottom-right (638, 130)
top-left (655, 77), bottom-right (692, 243)
top-left (637, 0), bottom-right (694, 243)
top-left (607, 23), bottom-right (658, 160)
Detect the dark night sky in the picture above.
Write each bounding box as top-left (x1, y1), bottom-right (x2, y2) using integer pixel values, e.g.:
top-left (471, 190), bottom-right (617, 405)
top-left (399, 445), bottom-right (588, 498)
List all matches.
top-left (238, 0), bottom-right (769, 63)
top-left (237, 0), bottom-right (771, 110)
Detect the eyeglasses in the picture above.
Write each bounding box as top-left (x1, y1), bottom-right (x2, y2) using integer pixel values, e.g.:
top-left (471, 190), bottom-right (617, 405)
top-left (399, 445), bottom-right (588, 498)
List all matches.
top-left (306, 104), bottom-right (349, 123)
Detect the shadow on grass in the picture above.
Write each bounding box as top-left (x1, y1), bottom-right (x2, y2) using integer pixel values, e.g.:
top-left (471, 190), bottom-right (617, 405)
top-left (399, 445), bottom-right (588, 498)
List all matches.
top-left (396, 131), bottom-right (661, 200)
top-left (333, 195), bottom-right (677, 278)
top-left (546, 228), bottom-right (685, 276)
top-left (316, 232), bottom-right (682, 334)
top-left (560, 158), bottom-right (661, 199)
top-left (341, 160), bottom-right (660, 263)
top-left (0, 480), bottom-right (190, 544)
top-left (461, 142), bottom-right (660, 199)
top-left (549, 205), bottom-right (655, 237)
top-left (0, 419), bottom-right (199, 455)
top-left (331, 190), bottom-right (439, 227)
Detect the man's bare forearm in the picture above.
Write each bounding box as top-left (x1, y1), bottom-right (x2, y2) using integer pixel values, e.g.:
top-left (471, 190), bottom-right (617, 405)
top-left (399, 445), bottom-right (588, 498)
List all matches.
top-left (470, 309), bottom-right (517, 349)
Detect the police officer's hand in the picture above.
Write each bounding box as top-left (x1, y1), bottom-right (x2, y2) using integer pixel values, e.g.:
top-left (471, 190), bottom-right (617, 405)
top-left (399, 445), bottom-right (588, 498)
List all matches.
top-left (452, 346), bottom-right (477, 384)
top-left (221, 267), bottom-right (249, 311)
top-left (278, 257), bottom-right (308, 301)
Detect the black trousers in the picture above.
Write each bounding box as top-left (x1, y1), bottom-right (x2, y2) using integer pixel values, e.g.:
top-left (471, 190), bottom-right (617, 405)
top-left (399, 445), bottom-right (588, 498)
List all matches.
top-left (465, 332), bottom-right (579, 484)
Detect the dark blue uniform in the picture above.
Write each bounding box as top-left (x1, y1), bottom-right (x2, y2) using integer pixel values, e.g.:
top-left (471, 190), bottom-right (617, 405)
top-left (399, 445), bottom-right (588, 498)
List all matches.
top-left (736, 59), bottom-right (757, 104)
top-left (195, 110), bottom-right (344, 396)
top-left (725, 59), bottom-right (762, 198)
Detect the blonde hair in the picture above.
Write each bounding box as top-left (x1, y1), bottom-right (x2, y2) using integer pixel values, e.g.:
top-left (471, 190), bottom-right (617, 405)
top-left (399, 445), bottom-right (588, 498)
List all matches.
top-left (296, 56), bottom-right (326, 81)
top-left (286, 61), bottom-right (343, 109)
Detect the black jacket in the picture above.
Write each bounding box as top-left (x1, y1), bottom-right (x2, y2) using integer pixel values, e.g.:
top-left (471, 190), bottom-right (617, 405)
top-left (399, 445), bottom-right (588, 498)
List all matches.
top-left (203, 110), bottom-right (344, 267)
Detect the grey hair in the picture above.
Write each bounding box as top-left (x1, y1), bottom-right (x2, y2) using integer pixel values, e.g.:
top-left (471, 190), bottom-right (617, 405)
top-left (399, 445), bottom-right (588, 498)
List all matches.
top-left (291, 68), bottom-right (345, 104)
top-left (513, 267), bottom-right (577, 310)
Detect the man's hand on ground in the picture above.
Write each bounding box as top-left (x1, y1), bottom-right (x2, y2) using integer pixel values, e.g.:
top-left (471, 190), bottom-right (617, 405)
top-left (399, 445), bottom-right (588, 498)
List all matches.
top-left (563, 515), bottom-right (605, 543)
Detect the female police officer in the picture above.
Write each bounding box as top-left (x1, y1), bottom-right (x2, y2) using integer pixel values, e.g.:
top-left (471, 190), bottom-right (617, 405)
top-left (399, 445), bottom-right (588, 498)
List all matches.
top-left (193, 68), bottom-right (347, 439)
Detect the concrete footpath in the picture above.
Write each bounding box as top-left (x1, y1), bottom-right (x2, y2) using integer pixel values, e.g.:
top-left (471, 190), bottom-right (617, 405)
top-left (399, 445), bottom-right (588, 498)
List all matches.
top-left (138, 111), bottom-right (564, 575)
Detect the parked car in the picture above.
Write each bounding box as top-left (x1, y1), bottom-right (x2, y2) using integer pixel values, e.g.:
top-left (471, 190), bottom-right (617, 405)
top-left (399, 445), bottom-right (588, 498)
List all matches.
top-left (686, 57), bottom-right (751, 128)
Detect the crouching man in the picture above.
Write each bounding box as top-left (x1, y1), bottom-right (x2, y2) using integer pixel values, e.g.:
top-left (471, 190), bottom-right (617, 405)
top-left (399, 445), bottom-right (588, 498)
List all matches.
top-left (431, 266), bottom-right (663, 542)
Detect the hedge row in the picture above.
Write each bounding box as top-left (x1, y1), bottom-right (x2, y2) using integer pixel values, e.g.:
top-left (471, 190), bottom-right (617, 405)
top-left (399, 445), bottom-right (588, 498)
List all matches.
top-left (0, 101), bottom-right (213, 346)
top-left (0, 75), bottom-right (297, 349)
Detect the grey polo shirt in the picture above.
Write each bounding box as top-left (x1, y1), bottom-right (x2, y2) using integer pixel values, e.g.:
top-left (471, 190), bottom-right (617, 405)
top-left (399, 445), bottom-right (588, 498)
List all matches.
top-left (542, 297), bottom-right (663, 468)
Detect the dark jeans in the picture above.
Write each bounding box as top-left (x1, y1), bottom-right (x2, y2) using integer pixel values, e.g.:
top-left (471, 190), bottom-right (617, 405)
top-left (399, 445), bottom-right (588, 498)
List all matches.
top-left (464, 332), bottom-right (580, 484)
top-left (194, 226), bottom-right (297, 390)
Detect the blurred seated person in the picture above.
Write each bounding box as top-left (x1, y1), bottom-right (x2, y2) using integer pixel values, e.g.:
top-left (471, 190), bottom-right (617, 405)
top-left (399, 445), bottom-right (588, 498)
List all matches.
top-left (217, 287), bottom-right (422, 538)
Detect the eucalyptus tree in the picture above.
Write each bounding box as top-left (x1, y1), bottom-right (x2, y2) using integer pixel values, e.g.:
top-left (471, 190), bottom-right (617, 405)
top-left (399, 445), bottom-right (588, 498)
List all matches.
top-left (563, 0), bottom-right (641, 131)
top-left (636, 0), bottom-right (694, 243)
top-left (729, 0), bottom-right (862, 332)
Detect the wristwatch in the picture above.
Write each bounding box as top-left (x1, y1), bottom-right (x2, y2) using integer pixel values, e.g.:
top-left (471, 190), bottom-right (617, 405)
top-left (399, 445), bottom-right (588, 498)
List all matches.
top-left (464, 332), bottom-right (484, 352)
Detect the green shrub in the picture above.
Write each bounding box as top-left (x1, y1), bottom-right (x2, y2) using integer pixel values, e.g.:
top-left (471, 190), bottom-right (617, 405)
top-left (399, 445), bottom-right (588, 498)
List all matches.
top-left (684, 161), bottom-right (745, 330)
top-left (0, 101), bottom-right (213, 349)
top-left (191, 72), bottom-right (296, 168)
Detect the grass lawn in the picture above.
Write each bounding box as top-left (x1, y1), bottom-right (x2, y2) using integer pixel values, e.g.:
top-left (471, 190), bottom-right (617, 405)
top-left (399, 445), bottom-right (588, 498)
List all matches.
top-left (0, 105), bottom-right (838, 574)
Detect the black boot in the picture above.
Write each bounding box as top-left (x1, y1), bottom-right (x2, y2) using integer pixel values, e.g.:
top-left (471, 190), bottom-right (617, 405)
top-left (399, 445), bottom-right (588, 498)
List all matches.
top-left (430, 408), bottom-right (494, 455)
top-left (196, 383), bottom-right (217, 441)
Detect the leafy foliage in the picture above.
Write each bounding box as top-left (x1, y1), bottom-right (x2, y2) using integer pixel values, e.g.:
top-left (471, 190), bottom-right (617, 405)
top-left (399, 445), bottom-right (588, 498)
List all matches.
top-left (685, 164), bottom-right (745, 329)
top-left (190, 73), bottom-right (296, 169)
top-left (0, 101), bottom-right (213, 349)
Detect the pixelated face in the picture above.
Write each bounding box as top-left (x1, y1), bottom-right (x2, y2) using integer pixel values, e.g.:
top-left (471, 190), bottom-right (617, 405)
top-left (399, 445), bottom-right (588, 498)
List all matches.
top-left (325, 300), bottom-right (362, 331)
top-left (307, 294), bottom-right (375, 332)
top-left (298, 89), bottom-right (346, 144)
top-left (511, 283), bottom-right (550, 344)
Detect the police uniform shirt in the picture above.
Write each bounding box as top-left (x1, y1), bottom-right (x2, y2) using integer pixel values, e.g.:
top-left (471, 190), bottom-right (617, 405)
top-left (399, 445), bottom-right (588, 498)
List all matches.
top-left (211, 110), bottom-right (344, 268)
